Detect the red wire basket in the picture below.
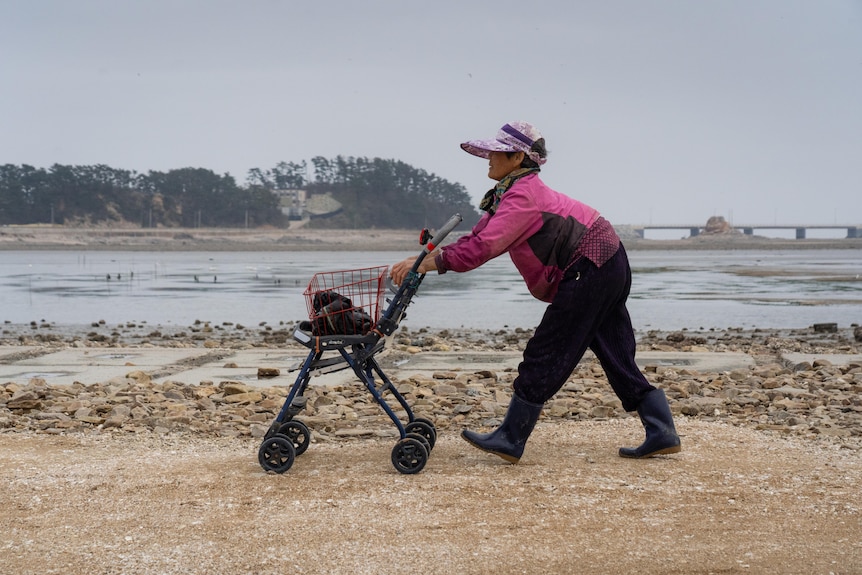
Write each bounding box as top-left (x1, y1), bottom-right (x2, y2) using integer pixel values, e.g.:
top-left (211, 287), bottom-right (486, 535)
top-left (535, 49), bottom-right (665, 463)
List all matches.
top-left (303, 266), bottom-right (388, 336)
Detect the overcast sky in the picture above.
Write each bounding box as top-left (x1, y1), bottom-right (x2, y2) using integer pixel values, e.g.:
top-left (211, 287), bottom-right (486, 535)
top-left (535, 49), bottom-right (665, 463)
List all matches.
top-left (2, 1), bottom-right (860, 226)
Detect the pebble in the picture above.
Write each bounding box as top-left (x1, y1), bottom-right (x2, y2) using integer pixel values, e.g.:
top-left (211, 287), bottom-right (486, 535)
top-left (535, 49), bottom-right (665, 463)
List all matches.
top-left (1, 324), bottom-right (860, 449)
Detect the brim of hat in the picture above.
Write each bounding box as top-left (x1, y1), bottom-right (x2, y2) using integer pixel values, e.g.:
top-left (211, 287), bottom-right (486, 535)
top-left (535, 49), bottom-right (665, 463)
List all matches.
top-left (460, 139), bottom-right (519, 159)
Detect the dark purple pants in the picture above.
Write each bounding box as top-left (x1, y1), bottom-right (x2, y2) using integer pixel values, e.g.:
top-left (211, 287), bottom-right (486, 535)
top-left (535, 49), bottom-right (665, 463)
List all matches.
top-left (512, 244), bottom-right (654, 412)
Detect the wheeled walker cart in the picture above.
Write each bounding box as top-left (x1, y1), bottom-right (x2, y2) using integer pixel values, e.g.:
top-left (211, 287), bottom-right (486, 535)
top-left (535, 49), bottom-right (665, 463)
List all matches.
top-left (258, 214), bottom-right (462, 475)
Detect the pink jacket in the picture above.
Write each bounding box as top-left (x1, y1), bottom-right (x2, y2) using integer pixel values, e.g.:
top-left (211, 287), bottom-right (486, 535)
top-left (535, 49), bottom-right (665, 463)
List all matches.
top-left (435, 174), bottom-right (609, 302)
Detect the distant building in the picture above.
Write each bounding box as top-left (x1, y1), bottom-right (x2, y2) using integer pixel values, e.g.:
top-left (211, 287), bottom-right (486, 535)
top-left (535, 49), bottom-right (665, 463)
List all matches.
top-left (277, 189), bottom-right (307, 220)
top-left (277, 188), bottom-right (342, 221)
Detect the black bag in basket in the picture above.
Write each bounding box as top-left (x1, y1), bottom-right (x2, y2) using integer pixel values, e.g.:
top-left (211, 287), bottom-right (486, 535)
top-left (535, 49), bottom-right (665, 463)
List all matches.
top-left (308, 290), bottom-right (373, 335)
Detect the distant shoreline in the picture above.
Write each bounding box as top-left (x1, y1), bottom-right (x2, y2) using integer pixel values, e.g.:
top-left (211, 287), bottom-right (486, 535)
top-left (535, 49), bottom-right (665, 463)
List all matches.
top-left (2, 225), bottom-right (861, 251)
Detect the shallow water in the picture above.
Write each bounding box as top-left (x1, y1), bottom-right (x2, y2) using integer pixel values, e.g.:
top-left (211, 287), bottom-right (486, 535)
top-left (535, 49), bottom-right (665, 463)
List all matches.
top-left (1, 249), bottom-right (860, 331)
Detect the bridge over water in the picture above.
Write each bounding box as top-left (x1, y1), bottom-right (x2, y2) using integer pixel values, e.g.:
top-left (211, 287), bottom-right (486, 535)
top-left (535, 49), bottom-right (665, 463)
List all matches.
top-left (635, 224), bottom-right (861, 239)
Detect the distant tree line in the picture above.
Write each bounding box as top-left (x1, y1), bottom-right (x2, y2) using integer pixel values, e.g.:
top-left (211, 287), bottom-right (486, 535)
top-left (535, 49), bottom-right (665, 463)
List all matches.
top-left (0, 164), bottom-right (281, 228)
top-left (0, 158), bottom-right (479, 229)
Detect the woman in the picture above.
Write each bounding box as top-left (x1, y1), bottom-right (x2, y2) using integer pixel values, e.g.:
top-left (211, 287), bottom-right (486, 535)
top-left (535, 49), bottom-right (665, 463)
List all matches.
top-left (390, 121), bottom-right (681, 463)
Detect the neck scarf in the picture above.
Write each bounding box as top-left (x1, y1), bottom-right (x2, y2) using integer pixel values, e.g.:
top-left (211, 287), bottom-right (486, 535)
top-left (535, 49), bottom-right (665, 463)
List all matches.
top-left (478, 168), bottom-right (540, 215)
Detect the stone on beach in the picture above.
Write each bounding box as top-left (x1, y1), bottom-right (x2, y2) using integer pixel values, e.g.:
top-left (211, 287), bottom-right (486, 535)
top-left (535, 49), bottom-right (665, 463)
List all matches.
top-left (1, 325), bottom-right (860, 448)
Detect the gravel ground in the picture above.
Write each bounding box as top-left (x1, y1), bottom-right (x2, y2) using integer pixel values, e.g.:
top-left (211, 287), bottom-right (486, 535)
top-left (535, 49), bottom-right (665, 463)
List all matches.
top-left (2, 419), bottom-right (860, 575)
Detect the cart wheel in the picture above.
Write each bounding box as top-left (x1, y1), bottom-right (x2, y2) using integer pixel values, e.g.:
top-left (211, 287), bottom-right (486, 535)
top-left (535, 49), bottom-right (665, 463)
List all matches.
top-left (413, 416), bottom-right (436, 431)
top-left (278, 420), bottom-right (311, 456)
top-left (413, 417), bottom-right (437, 442)
top-left (406, 432), bottom-right (432, 455)
top-left (258, 434), bottom-right (296, 474)
top-left (405, 420), bottom-right (436, 451)
top-left (391, 437), bottom-right (428, 475)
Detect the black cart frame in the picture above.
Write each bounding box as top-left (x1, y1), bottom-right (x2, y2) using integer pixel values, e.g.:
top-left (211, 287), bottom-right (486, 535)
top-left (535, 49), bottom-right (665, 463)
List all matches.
top-left (258, 214), bottom-right (462, 475)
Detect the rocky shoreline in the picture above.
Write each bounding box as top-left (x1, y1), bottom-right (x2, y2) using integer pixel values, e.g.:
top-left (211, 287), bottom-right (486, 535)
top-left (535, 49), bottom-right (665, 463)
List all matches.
top-left (4, 226), bottom-right (860, 447)
top-left (2, 322), bottom-right (861, 449)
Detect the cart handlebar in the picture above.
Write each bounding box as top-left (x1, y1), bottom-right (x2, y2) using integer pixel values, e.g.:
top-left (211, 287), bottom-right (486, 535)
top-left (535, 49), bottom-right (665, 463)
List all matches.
top-left (373, 213), bottom-right (463, 337)
top-left (423, 213), bottom-right (462, 255)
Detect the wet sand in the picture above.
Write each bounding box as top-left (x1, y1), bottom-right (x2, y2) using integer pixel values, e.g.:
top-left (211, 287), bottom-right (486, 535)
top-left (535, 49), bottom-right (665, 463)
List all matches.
top-left (2, 224), bottom-right (861, 251)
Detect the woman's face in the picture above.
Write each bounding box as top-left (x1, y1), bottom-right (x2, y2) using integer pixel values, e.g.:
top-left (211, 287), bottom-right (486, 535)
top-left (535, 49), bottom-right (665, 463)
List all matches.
top-left (487, 151), bottom-right (524, 181)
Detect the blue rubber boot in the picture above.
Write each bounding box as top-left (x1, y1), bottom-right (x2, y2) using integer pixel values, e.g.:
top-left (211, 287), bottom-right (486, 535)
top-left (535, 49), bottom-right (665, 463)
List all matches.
top-left (461, 393), bottom-right (543, 463)
top-left (619, 389), bottom-right (681, 458)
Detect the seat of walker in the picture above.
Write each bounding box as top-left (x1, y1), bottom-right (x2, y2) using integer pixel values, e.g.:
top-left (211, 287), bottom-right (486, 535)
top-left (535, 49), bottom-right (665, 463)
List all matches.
top-left (293, 323), bottom-right (381, 350)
